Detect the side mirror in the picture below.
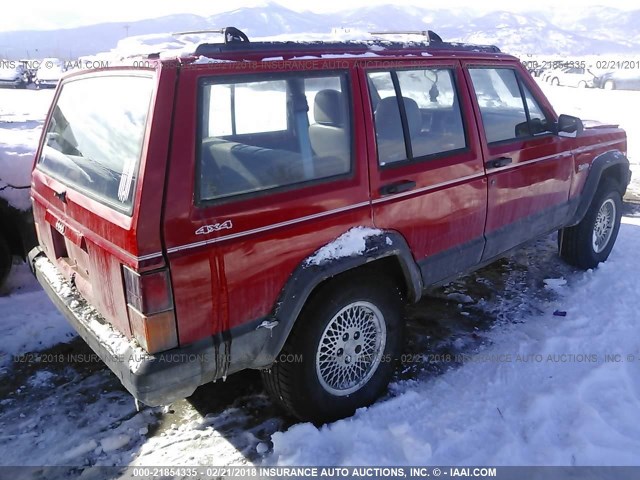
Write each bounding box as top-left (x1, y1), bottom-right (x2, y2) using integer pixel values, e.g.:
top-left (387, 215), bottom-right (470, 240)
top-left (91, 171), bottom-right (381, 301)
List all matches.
top-left (556, 114), bottom-right (584, 136)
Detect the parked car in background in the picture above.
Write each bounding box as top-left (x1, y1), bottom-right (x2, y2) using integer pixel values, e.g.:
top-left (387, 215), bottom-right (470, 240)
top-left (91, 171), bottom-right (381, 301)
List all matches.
top-left (35, 58), bottom-right (66, 89)
top-left (0, 63), bottom-right (28, 88)
top-left (594, 70), bottom-right (640, 91)
top-left (547, 67), bottom-right (595, 87)
top-left (29, 27), bottom-right (630, 423)
top-left (540, 67), bottom-right (562, 83)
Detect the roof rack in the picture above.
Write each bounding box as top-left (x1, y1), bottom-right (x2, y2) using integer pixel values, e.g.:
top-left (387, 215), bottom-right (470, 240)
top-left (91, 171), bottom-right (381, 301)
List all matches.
top-left (369, 30), bottom-right (443, 43)
top-left (174, 26), bottom-right (250, 44)
top-left (191, 26), bottom-right (501, 58)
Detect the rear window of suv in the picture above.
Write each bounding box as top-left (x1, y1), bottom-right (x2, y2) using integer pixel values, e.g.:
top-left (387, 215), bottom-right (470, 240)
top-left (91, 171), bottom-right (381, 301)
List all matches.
top-left (37, 74), bottom-right (154, 215)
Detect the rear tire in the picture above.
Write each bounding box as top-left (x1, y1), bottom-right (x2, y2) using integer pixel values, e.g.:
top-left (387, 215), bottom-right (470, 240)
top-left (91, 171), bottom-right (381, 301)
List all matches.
top-left (0, 234), bottom-right (12, 288)
top-left (262, 272), bottom-right (404, 423)
top-left (559, 179), bottom-right (622, 269)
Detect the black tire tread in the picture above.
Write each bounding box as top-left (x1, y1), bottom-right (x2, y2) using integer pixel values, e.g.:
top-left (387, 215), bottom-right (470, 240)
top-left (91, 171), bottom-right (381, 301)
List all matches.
top-left (261, 270), bottom-right (403, 422)
top-left (560, 179), bottom-right (622, 269)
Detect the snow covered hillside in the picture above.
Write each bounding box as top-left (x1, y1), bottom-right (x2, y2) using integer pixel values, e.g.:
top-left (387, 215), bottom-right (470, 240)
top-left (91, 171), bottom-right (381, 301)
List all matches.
top-left (1, 82), bottom-right (640, 470)
top-left (3, 3), bottom-right (640, 58)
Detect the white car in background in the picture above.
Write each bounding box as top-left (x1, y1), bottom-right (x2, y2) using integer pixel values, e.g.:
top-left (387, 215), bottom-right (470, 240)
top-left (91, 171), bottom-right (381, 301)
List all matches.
top-left (34, 58), bottom-right (66, 89)
top-left (547, 66), bottom-right (595, 88)
top-left (0, 63), bottom-right (28, 88)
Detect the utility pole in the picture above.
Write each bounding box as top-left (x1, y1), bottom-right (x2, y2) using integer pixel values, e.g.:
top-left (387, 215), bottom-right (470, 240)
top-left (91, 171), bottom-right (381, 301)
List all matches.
top-left (124, 25), bottom-right (130, 37)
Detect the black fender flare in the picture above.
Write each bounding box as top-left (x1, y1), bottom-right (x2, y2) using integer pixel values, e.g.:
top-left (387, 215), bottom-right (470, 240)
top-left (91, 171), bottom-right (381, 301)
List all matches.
top-left (253, 228), bottom-right (422, 366)
top-left (567, 150), bottom-right (630, 227)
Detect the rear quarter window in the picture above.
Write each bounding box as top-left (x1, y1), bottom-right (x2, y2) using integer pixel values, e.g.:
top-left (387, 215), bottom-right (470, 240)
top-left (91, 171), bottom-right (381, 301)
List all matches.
top-left (198, 72), bottom-right (352, 202)
top-left (38, 74), bottom-right (154, 215)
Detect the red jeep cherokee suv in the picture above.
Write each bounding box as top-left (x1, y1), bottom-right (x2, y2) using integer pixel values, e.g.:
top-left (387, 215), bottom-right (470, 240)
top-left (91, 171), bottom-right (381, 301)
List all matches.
top-left (29, 28), bottom-right (631, 422)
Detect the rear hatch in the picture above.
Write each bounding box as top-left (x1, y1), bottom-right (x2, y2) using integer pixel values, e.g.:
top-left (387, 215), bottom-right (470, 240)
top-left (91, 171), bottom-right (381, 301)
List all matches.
top-left (31, 68), bottom-right (172, 344)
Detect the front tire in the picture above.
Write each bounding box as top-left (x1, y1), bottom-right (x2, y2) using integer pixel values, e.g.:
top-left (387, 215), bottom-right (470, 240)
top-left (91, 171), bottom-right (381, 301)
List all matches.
top-left (0, 234), bottom-right (12, 288)
top-left (559, 179), bottom-right (622, 269)
top-left (262, 272), bottom-right (404, 423)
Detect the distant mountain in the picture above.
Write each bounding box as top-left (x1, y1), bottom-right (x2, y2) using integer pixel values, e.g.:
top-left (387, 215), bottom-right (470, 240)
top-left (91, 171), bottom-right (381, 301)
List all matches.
top-left (457, 11), bottom-right (637, 56)
top-left (0, 14), bottom-right (211, 59)
top-left (1, 3), bottom-right (639, 59)
top-left (205, 4), bottom-right (326, 36)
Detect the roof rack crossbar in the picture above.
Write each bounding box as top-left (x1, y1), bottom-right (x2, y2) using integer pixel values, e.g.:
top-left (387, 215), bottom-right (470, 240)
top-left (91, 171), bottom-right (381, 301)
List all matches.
top-left (369, 30), bottom-right (443, 43)
top-left (173, 26), bottom-right (249, 45)
top-left (191, 26), bottom-right (500, 57)
top-left (173, 29), bottom-right (226, 36)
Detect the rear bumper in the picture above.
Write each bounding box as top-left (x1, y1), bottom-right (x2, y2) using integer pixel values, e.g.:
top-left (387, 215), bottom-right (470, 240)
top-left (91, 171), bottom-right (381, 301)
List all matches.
top-left (29, 247), bottom-right (273, 406)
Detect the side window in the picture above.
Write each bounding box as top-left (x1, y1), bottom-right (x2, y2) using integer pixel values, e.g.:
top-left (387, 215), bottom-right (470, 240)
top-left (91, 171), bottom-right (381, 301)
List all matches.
top-left (368, 68), bottom-right (467, 166)
top-left (521, 84), bottom-right (553, 136)
top-left (199, 73), bottom-right (351, 202)
top-left (469, 68), bottom-right (553, 143)
top-left (368, 72), bottom-right (407, 164)
top-left (468, 68), bottom-right (528, 143)
top-left (206, 81), bottom-right (287, 136)
top-left (396, 69), bottom-right (466, 158)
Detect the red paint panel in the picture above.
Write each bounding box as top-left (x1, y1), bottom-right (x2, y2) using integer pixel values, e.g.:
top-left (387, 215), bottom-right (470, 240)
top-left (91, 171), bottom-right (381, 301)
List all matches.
top-left (363, 61), bottom-right (488, 261)
top-left (30, 66), bottom-right (176, 339)
top-left (164, 62), bottom-right (372, 345)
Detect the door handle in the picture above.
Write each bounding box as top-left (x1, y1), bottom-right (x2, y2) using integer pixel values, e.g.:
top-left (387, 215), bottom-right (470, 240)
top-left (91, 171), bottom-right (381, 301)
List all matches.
top-left (379, 180), bottom-right (416, 196)
top-left (487, 157), bottom-right (513, 169)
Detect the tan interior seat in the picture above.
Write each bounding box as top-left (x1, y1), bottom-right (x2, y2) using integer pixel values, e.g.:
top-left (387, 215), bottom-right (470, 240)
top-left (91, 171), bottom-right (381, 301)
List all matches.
top-left (309, 89), bottom-right (350, 176)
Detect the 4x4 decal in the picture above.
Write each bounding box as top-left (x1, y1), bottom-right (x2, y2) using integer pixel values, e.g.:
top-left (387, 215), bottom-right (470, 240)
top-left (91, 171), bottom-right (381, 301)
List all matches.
top-left (195, 220), bottom-right (233, 235)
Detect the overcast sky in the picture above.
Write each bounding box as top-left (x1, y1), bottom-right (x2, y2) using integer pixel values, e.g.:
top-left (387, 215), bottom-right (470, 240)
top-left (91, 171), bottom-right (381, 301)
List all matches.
top-left (2, 0), bottom-right (639, 32)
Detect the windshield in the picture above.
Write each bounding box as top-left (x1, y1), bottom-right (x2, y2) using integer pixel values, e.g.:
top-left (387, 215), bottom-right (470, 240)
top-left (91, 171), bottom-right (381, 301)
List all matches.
top-left (38, 74), bottom-right (154, 214)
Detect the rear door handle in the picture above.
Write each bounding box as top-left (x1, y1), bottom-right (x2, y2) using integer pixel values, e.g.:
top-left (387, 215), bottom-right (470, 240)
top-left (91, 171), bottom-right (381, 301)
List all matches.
top-left (379, 180), bottom-right (416, 196)
top-left (487, 157), bottom-right (513, 169)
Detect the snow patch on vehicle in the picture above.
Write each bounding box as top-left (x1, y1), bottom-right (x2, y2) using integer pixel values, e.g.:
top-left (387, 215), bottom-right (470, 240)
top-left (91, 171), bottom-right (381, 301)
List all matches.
top-left (192, 56), bottom-right (236, 64)
top-left (305, 227), bottom-right (383, 266)
top-left (35, 256), bottom-right (149, 368)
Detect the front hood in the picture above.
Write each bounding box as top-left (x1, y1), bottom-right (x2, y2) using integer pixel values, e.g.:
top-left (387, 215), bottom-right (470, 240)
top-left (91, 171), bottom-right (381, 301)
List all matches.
top-left (583, 119), bottom-right (619, 129)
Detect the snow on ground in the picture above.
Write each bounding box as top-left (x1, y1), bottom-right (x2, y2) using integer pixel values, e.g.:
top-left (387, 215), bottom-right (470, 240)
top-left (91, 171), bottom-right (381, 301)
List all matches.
top-left (271, 217), bottom-right (640, 466)
top-left (1, 84), bottom-right (640, 471)
top-left (0, 263), bottom-right (75, 370)
top-left (0, 87), bottom-right (70, 369)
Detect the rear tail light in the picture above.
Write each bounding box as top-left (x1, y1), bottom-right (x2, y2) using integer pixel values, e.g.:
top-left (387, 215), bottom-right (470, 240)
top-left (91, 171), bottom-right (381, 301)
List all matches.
top-left (123, 265), bottom-right (178, 354)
